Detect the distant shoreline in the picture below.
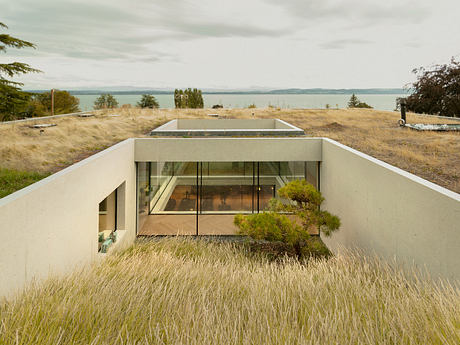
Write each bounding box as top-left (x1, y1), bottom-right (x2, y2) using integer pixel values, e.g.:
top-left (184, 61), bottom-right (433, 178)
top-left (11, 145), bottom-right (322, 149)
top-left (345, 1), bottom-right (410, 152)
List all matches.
top-left (25, 88), bottom-right (409, 96)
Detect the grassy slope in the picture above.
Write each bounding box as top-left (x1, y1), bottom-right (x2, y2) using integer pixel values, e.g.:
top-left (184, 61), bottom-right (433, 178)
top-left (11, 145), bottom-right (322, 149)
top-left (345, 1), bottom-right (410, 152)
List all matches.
top-left (0, 168), bottom-right (49, 198)
top-left (0, 238), bottom-right (458, 345)
top-left (0, 107), bottom-right (458, 196)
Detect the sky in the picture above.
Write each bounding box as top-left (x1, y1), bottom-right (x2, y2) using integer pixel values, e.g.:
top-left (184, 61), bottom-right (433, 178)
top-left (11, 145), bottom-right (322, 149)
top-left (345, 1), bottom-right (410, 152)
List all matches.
top-left (1, 0), bottom-right (459, 90)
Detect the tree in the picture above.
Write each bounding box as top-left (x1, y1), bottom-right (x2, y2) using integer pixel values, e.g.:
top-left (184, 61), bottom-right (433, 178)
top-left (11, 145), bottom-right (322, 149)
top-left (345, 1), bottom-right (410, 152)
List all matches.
top-left (405, 57), bottom-right (460, 117)
top-left (137, 94), bottom-right (159, 108)
top-left (0, 22), bottom-right (41, 121)
top-left (26, 90), bottom-right (80, 117)
top-left (0, 86), bottom-right (32, 121)
top-left (94, 94), bottom-right (119, 109)
top-left (347, 94), bottom-right (373, 109)
top-left (174, 89), bottom-right (180, 108)
top-left (348, 94), bottom-right (359, 108)
top-left (174, 88), bottom-right (204, 108)
top-left (234, 179), bottom-right (340, 258)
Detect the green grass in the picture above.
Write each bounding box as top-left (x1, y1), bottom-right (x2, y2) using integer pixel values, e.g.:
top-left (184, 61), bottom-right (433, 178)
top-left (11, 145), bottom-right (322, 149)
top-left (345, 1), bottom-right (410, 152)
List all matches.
top-left (0, 168), bottom-right (49, 198)
top-left (1, 238), bottom-right (459, 344)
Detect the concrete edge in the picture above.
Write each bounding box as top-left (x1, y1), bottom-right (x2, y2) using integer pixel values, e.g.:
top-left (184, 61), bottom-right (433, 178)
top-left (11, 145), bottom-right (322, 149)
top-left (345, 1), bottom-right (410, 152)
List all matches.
top-left (275, 118), bottom-right (304, 132)
top-left (150, 118), bottom-right (305, 136)
top-left (137, 136), bottom-right (321, 142)
top-left (322, 138), bottom-right (460, 201)
top-left (153, 119), bottom-right (178, 131)
top-left (0, 138), bottom-right (135, 207)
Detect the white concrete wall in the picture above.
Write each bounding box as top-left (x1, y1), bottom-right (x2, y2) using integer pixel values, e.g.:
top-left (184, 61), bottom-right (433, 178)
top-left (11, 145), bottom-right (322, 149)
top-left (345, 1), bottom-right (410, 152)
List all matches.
top-left (135, 137), bottom-right (322, 162)
top-left (0, 139), bottom-right (137, 297)
top-left (2, 134), bottom-right (459, 297)
top-left (177, 119), bottom-right (277, 129)
top-left (320, 139), bottom-right (460, 281)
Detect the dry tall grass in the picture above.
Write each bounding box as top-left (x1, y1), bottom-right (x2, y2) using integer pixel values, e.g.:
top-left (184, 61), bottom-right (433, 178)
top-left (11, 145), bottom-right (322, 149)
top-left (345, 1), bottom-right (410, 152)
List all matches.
top-left (0, 107), bottom-right (459, 192)
top-left (0, 238), bottom-right (459, 344)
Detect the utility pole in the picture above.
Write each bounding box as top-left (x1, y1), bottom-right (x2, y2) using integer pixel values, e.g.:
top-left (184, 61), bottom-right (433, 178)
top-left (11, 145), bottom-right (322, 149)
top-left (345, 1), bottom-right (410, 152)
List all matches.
top-left (51, 89), bottom-right (55, 116)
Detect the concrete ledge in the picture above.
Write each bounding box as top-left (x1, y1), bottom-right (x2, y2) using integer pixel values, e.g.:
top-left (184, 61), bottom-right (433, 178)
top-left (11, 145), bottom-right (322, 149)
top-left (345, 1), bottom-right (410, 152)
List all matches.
top-left (135, 137), bottom-right (322, 162)
top-left (150, 118), bottom-right (305, 136)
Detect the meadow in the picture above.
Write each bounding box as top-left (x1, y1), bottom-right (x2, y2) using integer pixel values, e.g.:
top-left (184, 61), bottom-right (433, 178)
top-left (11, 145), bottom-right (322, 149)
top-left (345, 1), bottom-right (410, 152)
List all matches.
top-left (0, 238), bottom-right (458, 345)
top-left (0, 107), bottom-right (458, 195)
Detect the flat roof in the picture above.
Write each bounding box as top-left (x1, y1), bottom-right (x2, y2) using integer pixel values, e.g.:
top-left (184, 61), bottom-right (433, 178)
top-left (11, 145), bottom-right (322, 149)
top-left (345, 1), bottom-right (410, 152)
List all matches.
top-left (150, 118), bottom-right (305, 137)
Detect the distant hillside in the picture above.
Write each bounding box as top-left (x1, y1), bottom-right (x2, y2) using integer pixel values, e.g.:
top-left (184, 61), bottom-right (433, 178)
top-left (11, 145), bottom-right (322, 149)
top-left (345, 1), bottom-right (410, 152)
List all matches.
top-left (25, 88), bottom-right (407, 95)
top-left (266, 88), bottom-right (407, 95)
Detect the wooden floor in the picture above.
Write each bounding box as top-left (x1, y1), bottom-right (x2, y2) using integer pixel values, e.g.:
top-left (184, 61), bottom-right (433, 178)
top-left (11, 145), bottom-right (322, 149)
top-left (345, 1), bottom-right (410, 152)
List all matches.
top-left (139, 214), bottom-right (238, 235)
top-left (139, 214), bottom-right (319, 236)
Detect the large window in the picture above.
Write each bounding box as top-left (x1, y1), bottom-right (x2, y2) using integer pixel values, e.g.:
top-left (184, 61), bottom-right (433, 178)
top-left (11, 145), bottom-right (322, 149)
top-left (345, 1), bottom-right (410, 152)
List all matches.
top-left (137, 161), bottom-right (319, 235)
top-left (201, 162), bottom-right (254, 213)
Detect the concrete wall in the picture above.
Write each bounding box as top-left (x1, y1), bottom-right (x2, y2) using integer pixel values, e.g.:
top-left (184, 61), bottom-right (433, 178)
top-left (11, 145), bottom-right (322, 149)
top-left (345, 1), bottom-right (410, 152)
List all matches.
top-left (135, 137), bottom-right (322, 162)
top-left (177, 119), bottom-right (278, 129)
top-left (0, 139), bottom-right (137, 297)
top-left (151, 119), bottom-right (304, 136)
top-left (1, 134), bottom-right (459, 297)
top-left (320, 139), bottom-right (460, 281)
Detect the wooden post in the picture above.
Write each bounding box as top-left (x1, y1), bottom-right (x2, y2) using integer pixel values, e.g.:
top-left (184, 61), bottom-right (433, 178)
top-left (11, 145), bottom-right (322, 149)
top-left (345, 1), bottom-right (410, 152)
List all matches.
top-left (51, 89), bottom-right (55, 116)
top-left (400, 98), bottom-right (406, 123)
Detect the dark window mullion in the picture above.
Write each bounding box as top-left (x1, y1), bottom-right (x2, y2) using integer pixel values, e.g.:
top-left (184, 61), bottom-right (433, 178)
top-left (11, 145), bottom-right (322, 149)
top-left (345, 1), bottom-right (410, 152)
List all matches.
top-left (196, 162), bottom-right (199, 236)
top-left (257, 162), bottom-right (260, 213)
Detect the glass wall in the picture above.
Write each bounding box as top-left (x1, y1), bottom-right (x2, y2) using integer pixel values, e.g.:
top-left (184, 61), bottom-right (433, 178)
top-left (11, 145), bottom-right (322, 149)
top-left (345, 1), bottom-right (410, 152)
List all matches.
top-left (137, 161), bottom-right (320, 235)
top-left (201, 162), bottom-right (254, 213)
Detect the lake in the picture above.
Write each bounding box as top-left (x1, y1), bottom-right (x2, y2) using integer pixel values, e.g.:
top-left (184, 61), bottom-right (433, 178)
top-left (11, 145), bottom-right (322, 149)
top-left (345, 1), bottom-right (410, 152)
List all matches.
top-left (75, 93), bottom-right (407, 112)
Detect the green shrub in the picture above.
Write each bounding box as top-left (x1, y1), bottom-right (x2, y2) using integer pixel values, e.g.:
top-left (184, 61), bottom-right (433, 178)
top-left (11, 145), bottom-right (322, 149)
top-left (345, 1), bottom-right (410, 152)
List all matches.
top-left (137, 94), bottom-right (159, 109)
top-left (234, 179), bottom-right (340, 258)
top-left (234, 212), bottom-right (306, 246)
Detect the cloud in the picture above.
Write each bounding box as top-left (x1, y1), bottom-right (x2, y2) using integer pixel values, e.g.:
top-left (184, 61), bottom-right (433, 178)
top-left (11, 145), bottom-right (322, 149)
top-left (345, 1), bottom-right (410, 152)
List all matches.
top-left (1, 0), bottom-right (291, 62)
top-left (2, 0), bottom-right (459, 90)
top-left (319, 38), bottom-right (373, 50)
top-left (263, 0), bottom-right (429, 26)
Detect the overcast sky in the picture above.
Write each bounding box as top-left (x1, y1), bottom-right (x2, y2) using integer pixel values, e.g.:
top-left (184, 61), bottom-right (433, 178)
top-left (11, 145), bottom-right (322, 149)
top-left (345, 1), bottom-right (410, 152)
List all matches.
top-left (1, 0), bottom-right (459, 90)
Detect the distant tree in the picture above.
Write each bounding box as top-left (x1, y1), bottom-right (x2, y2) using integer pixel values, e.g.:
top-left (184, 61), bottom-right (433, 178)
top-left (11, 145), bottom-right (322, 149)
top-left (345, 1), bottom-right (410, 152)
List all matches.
top-left (405, 57), bottom-right (460, 117)
top-left (347, 94), bottom-right (359, 107)
top-left (94, 94), bottom-right (119, 109)
top-left (26, 90), bottom-right (80, 117)
top-left (174, 88), bottom-right (203, 108)
top-left (137, 94), bottom-right (159, 109)
top-left (0, 22), bottom-right (41, 121)
top-left (347, 94), bottom-right (373, 109)
top-left (174, 89), bottom-right (180, 108)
